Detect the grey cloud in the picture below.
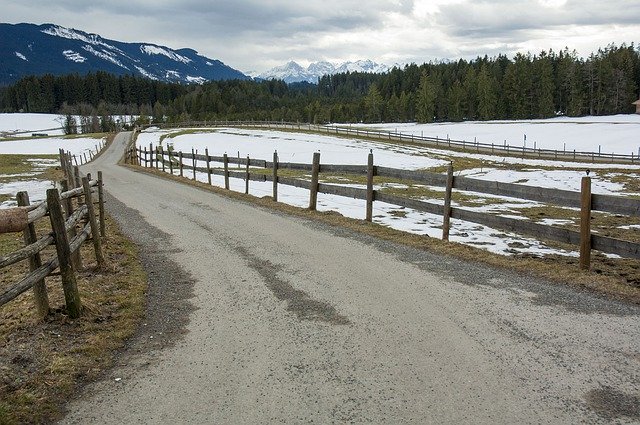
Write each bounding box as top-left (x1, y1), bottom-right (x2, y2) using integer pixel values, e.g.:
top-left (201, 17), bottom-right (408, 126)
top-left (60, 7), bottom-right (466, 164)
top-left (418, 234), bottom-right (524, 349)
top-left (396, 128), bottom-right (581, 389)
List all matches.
top-left (436, 0), bottom-right (640, 38)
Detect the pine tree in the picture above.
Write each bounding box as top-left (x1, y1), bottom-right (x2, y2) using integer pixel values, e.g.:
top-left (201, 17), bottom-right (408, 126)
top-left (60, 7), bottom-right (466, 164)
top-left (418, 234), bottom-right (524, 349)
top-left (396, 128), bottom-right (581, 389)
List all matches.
top-left (415, 71), bottom-right (436, 123)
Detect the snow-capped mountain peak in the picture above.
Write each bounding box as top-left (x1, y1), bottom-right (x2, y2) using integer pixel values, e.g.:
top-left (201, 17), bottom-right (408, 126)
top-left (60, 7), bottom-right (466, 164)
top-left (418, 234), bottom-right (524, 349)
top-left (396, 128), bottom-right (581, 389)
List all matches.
top-left (255, 60), bottom-right (390, 84)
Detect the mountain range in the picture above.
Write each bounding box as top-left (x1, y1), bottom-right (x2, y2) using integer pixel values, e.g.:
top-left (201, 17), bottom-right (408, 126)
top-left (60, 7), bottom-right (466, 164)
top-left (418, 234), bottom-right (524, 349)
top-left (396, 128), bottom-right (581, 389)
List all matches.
top-left (0, 23), bottom-right (392, 87)
top-left (0, 23), bottom-right (249, 85)
top-left (252, 60), bottom-right (391, 84)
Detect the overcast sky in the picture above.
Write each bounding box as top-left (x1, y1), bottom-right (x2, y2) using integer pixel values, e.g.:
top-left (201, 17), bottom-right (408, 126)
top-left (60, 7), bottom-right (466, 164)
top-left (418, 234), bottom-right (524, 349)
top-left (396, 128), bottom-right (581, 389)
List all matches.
top-left (4, 0), bottom-right (640, 73)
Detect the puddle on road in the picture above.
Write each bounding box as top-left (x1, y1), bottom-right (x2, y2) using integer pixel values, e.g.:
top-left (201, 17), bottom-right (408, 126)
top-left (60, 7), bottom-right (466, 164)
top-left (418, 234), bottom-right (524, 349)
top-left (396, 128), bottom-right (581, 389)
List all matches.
top-left (233, 246), bottom-right (351, 325)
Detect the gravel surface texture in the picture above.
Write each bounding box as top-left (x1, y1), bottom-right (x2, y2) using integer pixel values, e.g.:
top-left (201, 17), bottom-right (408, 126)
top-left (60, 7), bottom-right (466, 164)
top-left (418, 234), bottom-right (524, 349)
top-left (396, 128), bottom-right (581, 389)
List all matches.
top-left (60, 132), bottom-right (640, 424)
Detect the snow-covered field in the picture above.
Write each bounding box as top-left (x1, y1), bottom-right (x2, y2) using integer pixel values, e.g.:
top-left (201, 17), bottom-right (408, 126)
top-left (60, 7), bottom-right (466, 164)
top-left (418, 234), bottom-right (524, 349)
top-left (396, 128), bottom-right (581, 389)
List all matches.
top-left (2, 113), bottom-right (637, 258)
top-left (0, 113), bottom-right (66, 136)
top-left (354, 114), bottom-right (640, 155)
top-left (0, 114), bottom-right (108, 207)
top-left (138, 117), bottom-right (640, 258)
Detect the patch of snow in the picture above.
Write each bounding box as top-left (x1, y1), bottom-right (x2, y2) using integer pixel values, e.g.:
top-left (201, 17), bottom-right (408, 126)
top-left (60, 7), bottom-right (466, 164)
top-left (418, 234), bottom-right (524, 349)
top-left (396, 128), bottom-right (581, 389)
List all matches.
top-left (82, 45), bottom-right (129, 70)
top-left (140, 45), bottom-right (192, 64)
top-left (186, 76), bottom-right (207, 84)
top-left (15, 52), bottom-right (28, 61)
top-left (618, 224), bottom-right (640, 230)
top-left (0, 180), bottom-right (57, 209)
top-left (63, 50), bottom-right (86, 63)
top-left (134, 66), bottom-right (159, 81)
top-left (42, 25), bottom-right (118, 51)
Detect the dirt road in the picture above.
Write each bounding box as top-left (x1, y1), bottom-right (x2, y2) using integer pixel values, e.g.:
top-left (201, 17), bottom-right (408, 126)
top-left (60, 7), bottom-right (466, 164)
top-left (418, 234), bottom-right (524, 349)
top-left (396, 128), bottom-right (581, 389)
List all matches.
top-left (61, 132), bottom-right (640, 423)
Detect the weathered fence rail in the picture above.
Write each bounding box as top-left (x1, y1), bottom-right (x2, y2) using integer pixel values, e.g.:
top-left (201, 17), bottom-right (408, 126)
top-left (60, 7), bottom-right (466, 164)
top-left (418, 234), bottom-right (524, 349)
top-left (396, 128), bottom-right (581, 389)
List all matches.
top-left (127, 142), bottom-right (640, 269)
top-left (146, 120), bottom-right (640, 165)
top-left (0, 152), bottom-right (105, 319)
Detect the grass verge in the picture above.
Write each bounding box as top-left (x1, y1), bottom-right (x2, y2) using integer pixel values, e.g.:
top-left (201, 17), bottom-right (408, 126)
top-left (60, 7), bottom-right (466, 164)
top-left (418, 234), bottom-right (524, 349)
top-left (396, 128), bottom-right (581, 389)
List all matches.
top-left (0, 214), bottom-right (147, 424)
top-left (125, 164), bottom-right (640, 304)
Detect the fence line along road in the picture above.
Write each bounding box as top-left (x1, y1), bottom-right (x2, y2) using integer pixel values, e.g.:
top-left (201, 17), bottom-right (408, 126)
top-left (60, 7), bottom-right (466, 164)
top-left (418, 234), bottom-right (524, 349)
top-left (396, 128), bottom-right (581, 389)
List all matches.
top-left (0, 151), bottom-right (106, 319)
top-left (126, 142), bottom-right (640, 270)
top-left (146, 120), bottom-right (640, 165)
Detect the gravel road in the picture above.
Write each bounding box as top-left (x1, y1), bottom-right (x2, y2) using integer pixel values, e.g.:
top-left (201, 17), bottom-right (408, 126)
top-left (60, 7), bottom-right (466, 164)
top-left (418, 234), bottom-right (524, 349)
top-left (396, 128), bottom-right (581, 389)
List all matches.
top-left (61, 132), bottom-right (640, 424)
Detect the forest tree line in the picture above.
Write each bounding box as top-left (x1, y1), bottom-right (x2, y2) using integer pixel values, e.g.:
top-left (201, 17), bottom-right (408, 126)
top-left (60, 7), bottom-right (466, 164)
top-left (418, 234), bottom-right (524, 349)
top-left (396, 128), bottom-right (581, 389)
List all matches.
top-left (0, 43), bottom-right (638, 125)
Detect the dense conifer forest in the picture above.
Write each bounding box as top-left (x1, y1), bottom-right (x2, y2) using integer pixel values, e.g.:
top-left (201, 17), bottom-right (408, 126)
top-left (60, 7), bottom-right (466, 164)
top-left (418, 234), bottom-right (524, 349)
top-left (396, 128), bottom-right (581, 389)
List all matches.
top-left (1, 44), bottom-right (638, 126)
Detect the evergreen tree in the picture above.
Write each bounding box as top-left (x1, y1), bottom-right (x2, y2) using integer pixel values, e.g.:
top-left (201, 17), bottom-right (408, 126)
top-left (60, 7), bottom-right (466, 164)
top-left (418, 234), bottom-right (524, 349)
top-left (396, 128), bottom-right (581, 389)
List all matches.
top-left (415, 71), bottom-right (436, 123)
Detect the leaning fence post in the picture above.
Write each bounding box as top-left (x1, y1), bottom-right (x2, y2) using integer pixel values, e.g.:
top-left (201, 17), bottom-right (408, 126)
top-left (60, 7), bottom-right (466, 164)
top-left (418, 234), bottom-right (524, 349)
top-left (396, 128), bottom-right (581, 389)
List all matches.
top-left (245, 155), bottom-right (250, 194)
top-left (223, 153), bottom-right (230, 189)
top-left (16, 191), bottom-right (50, 318)
top-left (580, 176), bottom-right (592, 270)
top-left (366, 150), bottom-right (374, 222)
top-left (309, 152), bottom-right (320, 210)
top-left (97, 171), bottom-right (105, 238)
top-left (46, 188), bottom-right (82, 318)
top-left (82, 177), bottom-right (105, 268)
top-left (442, 163), bottom-right (454, 241)
top-left (273, 151), bottom-right (278, 202)
top-left (205, 148), bottom-right (212, 185)
top-left (179, 151), bottom-right (184, 177)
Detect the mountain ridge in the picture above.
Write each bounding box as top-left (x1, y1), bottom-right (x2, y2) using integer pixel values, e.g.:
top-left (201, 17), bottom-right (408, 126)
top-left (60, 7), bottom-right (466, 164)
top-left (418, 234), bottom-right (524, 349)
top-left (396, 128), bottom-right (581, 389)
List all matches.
top-left (0, 23), bottom-right (249, 85)
top-left (253, 60), bottom-right (392, 84)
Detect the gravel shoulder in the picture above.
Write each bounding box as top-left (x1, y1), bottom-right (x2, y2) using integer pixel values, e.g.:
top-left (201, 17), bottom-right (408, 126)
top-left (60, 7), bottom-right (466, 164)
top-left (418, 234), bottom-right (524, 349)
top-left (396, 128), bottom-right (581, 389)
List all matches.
top-left (60, 132), bottom-right (640, 424)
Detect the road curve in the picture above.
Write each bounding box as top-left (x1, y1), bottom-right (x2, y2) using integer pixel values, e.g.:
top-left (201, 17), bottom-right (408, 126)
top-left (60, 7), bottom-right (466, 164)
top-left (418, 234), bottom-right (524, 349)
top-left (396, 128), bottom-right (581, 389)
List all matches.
top-left (62, 132), bottom-right (639, 424)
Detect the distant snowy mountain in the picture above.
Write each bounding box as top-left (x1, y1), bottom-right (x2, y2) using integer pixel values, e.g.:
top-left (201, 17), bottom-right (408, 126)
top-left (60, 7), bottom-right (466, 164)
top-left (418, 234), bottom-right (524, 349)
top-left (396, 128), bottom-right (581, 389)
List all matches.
top-left (0, 23), bottom-right (249, 85)
top-left (256, 60), bottom-right (391, 84)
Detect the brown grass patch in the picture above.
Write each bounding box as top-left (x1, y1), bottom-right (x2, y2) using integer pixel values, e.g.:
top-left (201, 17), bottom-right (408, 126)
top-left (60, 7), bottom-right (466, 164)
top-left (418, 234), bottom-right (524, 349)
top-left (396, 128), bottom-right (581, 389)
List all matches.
top-left (0, 214), bottom-right (147, 424)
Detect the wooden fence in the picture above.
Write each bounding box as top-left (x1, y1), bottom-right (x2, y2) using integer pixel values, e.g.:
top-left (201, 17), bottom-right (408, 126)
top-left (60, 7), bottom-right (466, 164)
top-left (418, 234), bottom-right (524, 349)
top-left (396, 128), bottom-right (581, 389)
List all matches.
top-left (0, 153), bottom-right (105, 319)
top-left (148, 120), bottom-right (640, 165)
top-left (126, 143), bottom-right (640, 269)
top-left (69, 138), bottom-right (108, 166)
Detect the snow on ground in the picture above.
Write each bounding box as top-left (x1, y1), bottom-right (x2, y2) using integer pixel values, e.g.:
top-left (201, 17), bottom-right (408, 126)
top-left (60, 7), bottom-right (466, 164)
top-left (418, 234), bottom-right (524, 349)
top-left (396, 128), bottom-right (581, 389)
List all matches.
top-left (139, 126), bottom-right (634, 258)
top-left (0, 136), bottom-right (103, 156)
top-left (354, 114), bottom-right (640, 155)
top-left (0, 113), bottom-right (66, 135)
top-left (139, 128), bottom-right (447, 170)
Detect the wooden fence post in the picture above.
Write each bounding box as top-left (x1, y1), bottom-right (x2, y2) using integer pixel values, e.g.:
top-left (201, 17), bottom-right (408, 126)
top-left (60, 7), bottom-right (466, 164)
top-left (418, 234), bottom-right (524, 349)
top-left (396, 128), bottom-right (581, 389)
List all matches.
top-left (192, 148), bottom-right (197, 180)
top-left (179, 151), bottom-right (184, 177)
top-left (73, 166), bottom-right (81, 190)
top-left (273, 151), bottom-right (278, 202)
top-left (61, 180), bottom-right (82, 271)
top-left (16, 191), bottom-right (50, 318)
top-left (245, 155), bottom-right (250, 194)
top-left (309, 152), bottom-right (320, 210)
top-left (205, 148), bottom-right (212, 185)
top-left (58, 149), bottom-right (67, 179)
top-left (366, 150), bottom-right (374, 222)
top-left (97, 171), bottom-right (105, 238)
top-left (442, 163), bottom-right (454, 241)
top-left (223, 153), bottom-right (230, 189)
top-left (168, 150), bottom-right (174, 175)
top-left (160, 146), bottom-right (165, 173)
top-left (580, 176), bottom-right (592, 270)
top-left (143, 147), bottom-right (148, 167)
top-left (149, 143), bottom-right (154, 168)
top-left (46, 188), bottom-right (82, 318)
top-left (82, 177), bottom-right (105, 268)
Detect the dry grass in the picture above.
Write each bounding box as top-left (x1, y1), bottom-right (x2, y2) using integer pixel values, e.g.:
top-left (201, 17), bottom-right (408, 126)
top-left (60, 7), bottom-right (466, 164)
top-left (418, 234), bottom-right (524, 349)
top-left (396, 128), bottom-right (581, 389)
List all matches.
top-left (0, 215), bottom-right (147, 424)
top-left (127, 164), bottom-right (640, 304)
